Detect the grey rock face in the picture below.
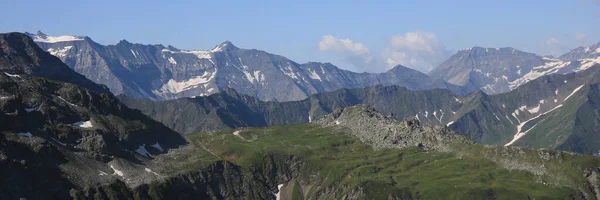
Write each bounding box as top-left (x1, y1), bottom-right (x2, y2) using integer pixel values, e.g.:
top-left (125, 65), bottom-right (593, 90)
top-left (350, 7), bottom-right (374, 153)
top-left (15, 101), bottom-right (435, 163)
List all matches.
top-left (429, 46), bottom-right (600, 94)
top-left (28, 31), bottom-right (469, 101)
top-left (315, 105), bottom-right (473, 152)
top-left (560, 42), bottom-right (600, 61)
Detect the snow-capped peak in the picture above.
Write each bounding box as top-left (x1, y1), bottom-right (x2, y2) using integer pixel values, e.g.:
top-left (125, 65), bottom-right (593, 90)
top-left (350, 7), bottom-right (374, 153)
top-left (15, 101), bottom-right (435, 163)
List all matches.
top-left (28, 31), bottom-right (84, 43)
top-left (212, 41), bottom-right (237, 52)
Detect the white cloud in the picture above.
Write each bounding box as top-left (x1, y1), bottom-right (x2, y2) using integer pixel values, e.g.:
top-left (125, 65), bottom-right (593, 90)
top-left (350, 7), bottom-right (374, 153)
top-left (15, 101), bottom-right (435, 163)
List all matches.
top-left (575, 32), bottom-right (588, 41)
top-left (539, 37), bottom-right (570, 57)
top-left (318, 31), bottom-right (451, 73)
top-left (318, 35), bottom-right (370, 56)
top-left (318, 35), bottom-right (377, 72)
top-left (386, 31), bottom-right (451, 72)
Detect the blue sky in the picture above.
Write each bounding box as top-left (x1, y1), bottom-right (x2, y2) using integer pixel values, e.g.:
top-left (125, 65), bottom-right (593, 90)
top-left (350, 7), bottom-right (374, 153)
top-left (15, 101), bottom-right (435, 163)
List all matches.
top-left (2, 0), bottom-right (600, 72)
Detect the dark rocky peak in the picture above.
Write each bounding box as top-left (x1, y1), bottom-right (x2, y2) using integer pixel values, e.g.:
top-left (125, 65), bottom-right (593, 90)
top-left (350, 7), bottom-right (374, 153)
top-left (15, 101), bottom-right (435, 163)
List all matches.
top-left (116, 39), bottom-right (132, 46)
top-left (165, 45), bottom-right (180, 51)
top-left (35, 30), bottom-right (48, 38)
top-left (0, 32), bottom-right (109, 94)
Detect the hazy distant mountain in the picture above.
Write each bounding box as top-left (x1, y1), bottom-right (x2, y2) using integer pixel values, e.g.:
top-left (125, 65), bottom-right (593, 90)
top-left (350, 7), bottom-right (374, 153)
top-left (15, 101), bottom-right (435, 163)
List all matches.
top-left (27, 31), bottom-right (469, 101)
top-left (559, 41), bottom-right (600, 60)
top-left (429, 46), bottom-right (600, 94)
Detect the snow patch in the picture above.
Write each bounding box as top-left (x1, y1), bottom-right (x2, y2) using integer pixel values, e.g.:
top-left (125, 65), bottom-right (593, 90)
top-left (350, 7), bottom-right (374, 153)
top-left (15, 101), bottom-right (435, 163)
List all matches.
top-left (527, 104), bottom-right (540, 114)
top-left (454, 97), bottom-right (461, 103)
top-left (154, 69), bottom-right (217, 94)
top-left (508, 59), bottom-right (570, 90)
top-left (99, 171), bottom-right (108, 176)
top-left (24, 108), bottom-right (34, 112)
top-left (168, 57), bottom-right (177, 65)
top-left (33, 35), bottom-right (84, 43)
top-left (335, 120), bottom-right (341, 125)
top-left (233, 130), bottom-right (241, 136)
top-left (71, 120), bottom-right (93, 128)
top-left (47, 46), bottom-right (73, 58)
top-left (135, 145), bottom-right (151, 157)
top-left (574, 56), bottom-right (600, 72)
top-left (151, 143), bottom-right (164, 152)
top-left (281, 66), bottom-right (299, 80)
top-left (275, 184), bottom-right (284, 200)
top-left (110, 165), bottom-right (124, 177)
top-left (4, 72), bottom-right (21, 78)
top-left (307, 70), bottom-right (322, 81)
top-left (446, 121), bottom-right (455, 126)
top-left (17, 132), bottom-right (32, 138)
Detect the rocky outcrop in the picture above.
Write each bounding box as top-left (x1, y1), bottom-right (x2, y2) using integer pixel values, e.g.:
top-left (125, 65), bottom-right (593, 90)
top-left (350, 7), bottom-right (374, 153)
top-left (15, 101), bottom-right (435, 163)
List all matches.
top-left (316, 105), bottom-right (473, 152)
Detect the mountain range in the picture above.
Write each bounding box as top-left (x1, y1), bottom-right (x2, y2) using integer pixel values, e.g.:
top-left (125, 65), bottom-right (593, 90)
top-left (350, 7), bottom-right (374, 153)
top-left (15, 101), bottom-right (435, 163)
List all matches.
top-left (4, 31), bottom-right (600, 199)
top-left (30, 31), bottom-right (600, 102)
top-left (429, 45), bottom-right (600, 94)
top-left (121, 63), bottom-right (600, 155)
top-left (27, 31), bottom-right (469, 102)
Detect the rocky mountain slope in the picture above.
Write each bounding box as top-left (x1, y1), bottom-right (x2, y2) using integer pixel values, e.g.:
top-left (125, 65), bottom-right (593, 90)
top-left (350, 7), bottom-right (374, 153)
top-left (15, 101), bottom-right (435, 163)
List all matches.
top-left (560, 41), bottom-right (600, 61)
top-left (28, 31), bottom-right (469, 101)
top-left (0, 32), bottom-right (202, 199)
top-left (121, 64), bottom-right (600, 155)
top-left (192, 105), bottom-right (600, 199)
top-left (429, 45), bottom-right (600, 94)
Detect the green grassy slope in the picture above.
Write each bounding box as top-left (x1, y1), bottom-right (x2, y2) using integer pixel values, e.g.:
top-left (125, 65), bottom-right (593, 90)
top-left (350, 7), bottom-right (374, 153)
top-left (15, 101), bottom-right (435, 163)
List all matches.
top-left (187, 123), bottom-right (600, 199)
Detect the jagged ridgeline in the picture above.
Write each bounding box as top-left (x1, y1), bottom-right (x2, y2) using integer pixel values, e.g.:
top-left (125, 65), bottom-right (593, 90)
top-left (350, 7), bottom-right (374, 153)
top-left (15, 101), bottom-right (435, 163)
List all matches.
top-left (28, 31), bottom-right (471, 101)
top-left (121, 64), bottom-right (600, 155)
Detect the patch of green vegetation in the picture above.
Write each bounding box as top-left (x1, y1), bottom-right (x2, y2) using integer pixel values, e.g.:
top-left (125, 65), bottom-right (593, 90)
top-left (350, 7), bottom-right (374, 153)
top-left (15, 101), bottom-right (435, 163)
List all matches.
top-left (186, 123), bottom-right (597, 199)
top-left (291, 181), bottom-right (303, 200)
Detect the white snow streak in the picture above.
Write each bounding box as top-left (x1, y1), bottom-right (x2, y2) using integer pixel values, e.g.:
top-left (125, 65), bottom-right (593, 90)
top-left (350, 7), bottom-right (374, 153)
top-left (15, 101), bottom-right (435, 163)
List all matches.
top-left (505, 104), bottom-right (564, 146)
top-left (58, 96), bottom-right (77, 107)
top-left (145, 168), bottom-right (160, 176)
top-left (307, 70), bottom-right (322, 81)
top-left (564, 85), bottom-right (584, 101)
top-left (110, 165), bottom-right (124, 177)
top-left (4, 72), bottom-right (21, 78)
